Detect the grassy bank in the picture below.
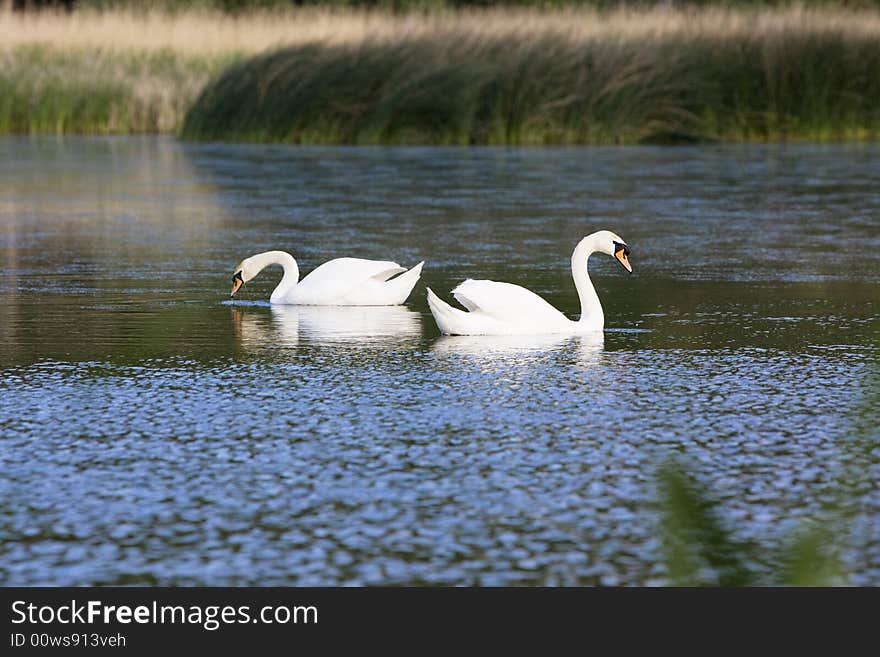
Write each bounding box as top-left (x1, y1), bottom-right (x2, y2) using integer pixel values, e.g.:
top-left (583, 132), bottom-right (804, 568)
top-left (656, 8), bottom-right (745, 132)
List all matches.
top-left (0, 48), bottom-right (232, 134)
top-left (0, 9), bottom-right (267, 134)
top-left (3, 7), bottom-right (880, 142)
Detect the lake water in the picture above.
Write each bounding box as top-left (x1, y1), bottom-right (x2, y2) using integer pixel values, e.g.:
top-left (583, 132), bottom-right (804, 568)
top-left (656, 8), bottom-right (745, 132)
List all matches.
top-left (1, 137), bottom-right (877, 585)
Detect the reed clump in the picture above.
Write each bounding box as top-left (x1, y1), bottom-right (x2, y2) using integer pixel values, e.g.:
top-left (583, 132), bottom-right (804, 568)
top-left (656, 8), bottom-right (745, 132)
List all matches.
top-left (2, 7), bottom-right (880, 141)
top-left (182, 8), bottom-right (880, 143)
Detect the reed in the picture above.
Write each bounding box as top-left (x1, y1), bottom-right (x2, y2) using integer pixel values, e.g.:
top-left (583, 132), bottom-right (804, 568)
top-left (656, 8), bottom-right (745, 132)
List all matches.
top-left (0, 47), bottom-right (232, 134)
top-left (658, 365), bottom-right (878, 586)
top-left (2, 6), bottom-right (879, 141)
top-left (658, 462), bottom-right (845, 586)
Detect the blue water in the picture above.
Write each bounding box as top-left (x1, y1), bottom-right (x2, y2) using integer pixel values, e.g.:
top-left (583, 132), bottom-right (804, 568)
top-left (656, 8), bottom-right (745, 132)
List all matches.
top-left (1, 137), bottom-right (877, 585)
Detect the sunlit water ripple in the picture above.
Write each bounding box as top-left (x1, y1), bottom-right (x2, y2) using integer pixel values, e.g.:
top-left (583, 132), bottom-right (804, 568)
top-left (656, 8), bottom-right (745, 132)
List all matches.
top-left (0, 137), bottom-right (877, 585)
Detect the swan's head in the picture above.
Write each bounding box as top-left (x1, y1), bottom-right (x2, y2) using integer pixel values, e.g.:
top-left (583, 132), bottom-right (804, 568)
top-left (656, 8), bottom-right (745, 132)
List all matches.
top-left (593, 230), bottom-right (632, 274)
top-left (230, 258), bottom-right (256, 297)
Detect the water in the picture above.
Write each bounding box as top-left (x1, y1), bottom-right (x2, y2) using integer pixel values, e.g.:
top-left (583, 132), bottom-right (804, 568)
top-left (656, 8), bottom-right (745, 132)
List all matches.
top-left (1, 137), bottom-right (877, 585)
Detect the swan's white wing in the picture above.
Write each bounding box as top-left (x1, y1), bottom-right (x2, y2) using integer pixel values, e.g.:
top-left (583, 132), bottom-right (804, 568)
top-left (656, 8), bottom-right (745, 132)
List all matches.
top-left (451, 279), bottom-right (569, 324)
top-left (287, 257), bottom-right (404, 304)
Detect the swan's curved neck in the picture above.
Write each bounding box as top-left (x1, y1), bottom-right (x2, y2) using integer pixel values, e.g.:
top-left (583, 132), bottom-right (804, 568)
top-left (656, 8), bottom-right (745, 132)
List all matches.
top-left (250, 251), bottom-right (299, 303)
top-left (571, 236), bottom-right (604, 330)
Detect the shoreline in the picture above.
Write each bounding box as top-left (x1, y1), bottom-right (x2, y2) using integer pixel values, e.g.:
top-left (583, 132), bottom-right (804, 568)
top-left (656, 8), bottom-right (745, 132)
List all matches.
top-left (2, 7), bottom-right (879, 143)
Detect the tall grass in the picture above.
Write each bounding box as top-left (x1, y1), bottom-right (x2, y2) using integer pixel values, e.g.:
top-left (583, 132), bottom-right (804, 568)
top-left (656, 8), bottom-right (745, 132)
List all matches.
top-left (0, 47), bottom-right (232, 133)
top-left (182, 7), bottom-right (880, 143)
top-left (658, 365), bottom-right (878, 586)
top-left (658, 463), bottom-right (845, 586)
top-left (3, 6), bottom-right (880, 141)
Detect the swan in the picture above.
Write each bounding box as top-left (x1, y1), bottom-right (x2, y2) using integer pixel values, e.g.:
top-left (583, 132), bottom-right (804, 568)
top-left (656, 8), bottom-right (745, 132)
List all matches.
top-left (426, 230), bottom-right (632, 335)
top-left (230, 251), bottom-right (424, 305)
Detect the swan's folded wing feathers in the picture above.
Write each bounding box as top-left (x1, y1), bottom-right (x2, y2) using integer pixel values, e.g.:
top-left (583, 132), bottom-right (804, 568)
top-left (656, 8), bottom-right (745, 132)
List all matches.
top-left (451, 279), bottom-right (481, 311)
top-left (451, 279), bottom-right (567, 323)
top-left (294, 257), bottom-right (403, 303)
top-left (369, 265), bottom-right (407, 281)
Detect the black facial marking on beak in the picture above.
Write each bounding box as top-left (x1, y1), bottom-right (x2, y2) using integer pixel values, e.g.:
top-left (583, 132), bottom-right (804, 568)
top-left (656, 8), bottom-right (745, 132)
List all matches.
top-left (613, 241), bottom-right (633, 274)
top-left (230, 271), bottom-right (244, 297)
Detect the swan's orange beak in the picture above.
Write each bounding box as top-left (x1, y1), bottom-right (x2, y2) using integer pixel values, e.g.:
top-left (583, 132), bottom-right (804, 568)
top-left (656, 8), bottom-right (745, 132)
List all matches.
top-left (230, 272), bottom-right (244, 297)
top-left (614, 247), bottom-right (633, 273)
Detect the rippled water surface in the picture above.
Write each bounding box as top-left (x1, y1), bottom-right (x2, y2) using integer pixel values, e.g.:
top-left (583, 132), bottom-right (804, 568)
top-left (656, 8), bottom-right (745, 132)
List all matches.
top-left (1, 137), bottom-right (877, 585)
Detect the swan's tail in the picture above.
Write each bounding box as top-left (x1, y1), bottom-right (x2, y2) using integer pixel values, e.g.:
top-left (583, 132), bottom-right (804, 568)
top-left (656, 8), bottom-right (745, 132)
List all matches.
top-left (385, 261), bottom-right (424, 304)
top-left (427, 287), bottom-right (471, 335)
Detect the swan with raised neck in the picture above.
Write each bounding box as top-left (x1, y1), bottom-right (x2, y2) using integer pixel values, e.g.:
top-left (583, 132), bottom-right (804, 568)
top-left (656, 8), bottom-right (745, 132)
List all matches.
top-left (426, 230), bottom-right (632, 335)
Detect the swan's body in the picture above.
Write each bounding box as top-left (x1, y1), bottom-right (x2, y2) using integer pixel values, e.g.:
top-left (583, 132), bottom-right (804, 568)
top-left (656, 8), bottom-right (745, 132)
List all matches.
top-left (427, 230), bottom-right (632, 335)
top-left (230, 250), bottom-right (423, 306)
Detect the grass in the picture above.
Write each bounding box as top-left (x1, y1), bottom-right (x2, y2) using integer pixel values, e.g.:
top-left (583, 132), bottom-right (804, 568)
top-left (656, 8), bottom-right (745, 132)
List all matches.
top-left (658, 463), bottom-right (845, 586)
top-left (0, 47), bottom-right (232, 134)
top-left (3, 6), bottom-right (880, 141)
top-left (658, 366), bottom-right (878, 586)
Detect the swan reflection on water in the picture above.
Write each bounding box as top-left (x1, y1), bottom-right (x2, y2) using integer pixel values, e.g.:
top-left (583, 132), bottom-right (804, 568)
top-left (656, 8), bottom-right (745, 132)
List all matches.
top-left (432, 331), bottom-right (605, 364)
top-left (230, 303), bottom-right (422, 349)
top-left (230, 305), bottom-right (291, 350)
top-left (230, 301), bottom-right (606, 362)
top-left (277, 304), bottom-right (422, 342)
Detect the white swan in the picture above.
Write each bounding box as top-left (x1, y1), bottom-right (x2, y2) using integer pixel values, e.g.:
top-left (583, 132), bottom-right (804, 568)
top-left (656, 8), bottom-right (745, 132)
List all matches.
top-left (426, 230), bottom-right (632, 335)
top-left (230, 251), bottom-right (424, 305)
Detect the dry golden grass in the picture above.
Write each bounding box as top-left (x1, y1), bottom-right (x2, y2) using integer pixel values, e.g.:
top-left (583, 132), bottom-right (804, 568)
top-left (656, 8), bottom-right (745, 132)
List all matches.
top-left (2, 6), bottom-right (879, 55)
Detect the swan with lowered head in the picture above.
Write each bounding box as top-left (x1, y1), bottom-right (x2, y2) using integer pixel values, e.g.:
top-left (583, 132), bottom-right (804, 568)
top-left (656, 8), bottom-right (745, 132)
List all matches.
top-left (230, 251), bottom-right (424, 305)
top-left (426, 230), bottom-right (632, 335)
